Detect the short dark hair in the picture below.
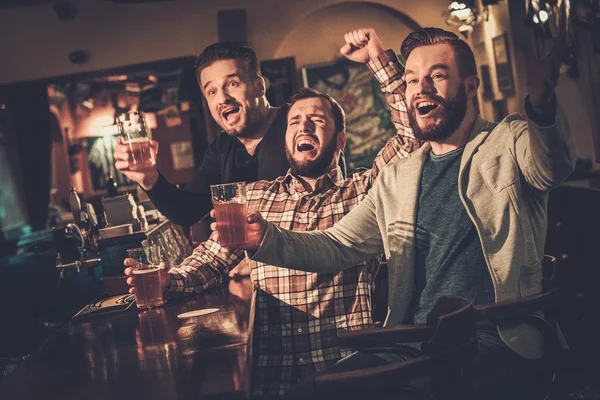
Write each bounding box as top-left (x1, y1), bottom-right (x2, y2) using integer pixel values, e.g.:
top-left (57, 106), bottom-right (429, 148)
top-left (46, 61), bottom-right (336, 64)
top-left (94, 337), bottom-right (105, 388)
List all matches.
top-left (400, 27), bottom-right (477, 78)
top-left (287, 88), bottom-right (346, 134)
top-left (194, 42), bottom-right (261, 84)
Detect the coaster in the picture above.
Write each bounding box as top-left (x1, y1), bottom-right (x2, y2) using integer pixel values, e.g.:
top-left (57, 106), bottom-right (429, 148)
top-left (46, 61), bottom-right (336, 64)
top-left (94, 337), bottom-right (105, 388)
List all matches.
top-left (177, 308), bottom-right (219, 319)
top-left (72, 293), bottom-right (136, 321)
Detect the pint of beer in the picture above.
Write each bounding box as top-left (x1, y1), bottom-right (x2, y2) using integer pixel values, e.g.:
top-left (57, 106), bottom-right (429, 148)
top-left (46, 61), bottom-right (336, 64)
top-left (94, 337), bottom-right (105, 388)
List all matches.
top-left (210, 182), bottom-right (248, 248)
top-left (116, 111), bottom-right (155, 170)
top-left (128, 246), bottom-right (164, 309)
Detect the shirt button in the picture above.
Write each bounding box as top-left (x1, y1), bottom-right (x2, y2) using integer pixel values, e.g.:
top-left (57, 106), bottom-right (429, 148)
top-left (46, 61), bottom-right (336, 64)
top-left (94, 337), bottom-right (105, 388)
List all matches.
top-left (296, 299), bottom-right (302, 305)
top-left (297, 328), bottom-right (303, 333)
top-left (295, 270), bottom-right (302, 275)
top-left (388, 61), bottom-right (394, 66)
top-left (298, 358), bottom-right (304, 364)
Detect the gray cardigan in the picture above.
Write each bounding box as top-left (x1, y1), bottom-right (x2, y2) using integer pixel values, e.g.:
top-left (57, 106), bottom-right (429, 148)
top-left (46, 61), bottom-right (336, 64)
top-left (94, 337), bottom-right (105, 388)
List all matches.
top-left (254, 109), bottom-right (574, 359)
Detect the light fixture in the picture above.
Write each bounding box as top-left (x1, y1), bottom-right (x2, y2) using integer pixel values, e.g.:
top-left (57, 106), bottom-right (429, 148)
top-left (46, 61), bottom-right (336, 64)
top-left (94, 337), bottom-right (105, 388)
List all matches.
top-left (525, 0), bottom-right (556, 40)
top-left (444, 2), bottom-right (486, 33)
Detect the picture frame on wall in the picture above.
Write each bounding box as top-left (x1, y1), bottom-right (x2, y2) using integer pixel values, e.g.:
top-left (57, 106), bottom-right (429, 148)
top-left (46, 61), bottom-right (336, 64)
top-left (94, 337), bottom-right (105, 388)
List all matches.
top-left (492, 33), bottom-right (515, 93)
top-left (301, 58), bottom-right (397, 170)
top-left (480, 65), bottom-right (494, 98)
top-left (492, 99), bottom-right (508, 122)
top-left (260, 57), bottom-right (299, 107)
top-left (474, 42), bottom-right (494, 99)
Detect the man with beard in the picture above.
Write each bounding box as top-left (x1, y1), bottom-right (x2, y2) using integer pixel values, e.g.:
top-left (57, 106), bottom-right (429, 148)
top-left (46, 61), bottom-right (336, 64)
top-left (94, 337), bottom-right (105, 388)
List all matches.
top-left (228, 27), bottom-right (575, 399)
top-left (123, 85), bottom-right (419, 397)
top-left (114, 42), bottom-right (330, 230)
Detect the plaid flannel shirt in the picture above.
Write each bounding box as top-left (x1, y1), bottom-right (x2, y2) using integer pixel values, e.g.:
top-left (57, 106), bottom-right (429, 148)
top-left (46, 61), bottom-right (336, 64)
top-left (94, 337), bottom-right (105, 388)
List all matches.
top-left (166, 50), bottom-right (419, 397)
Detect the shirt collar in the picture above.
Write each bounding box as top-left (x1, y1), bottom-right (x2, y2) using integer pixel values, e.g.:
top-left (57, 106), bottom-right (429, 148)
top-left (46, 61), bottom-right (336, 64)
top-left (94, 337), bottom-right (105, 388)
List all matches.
top-left (282, 166), bottom-right (344, 195)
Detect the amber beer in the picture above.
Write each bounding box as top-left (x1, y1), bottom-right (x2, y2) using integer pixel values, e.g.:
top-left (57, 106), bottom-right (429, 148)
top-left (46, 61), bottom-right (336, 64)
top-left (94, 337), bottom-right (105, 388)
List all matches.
top-left (214, 202), bottom-right (247, 247)
top-left (210, 182), bottom-right (248, 248)
top-left (132, 268), bottom-right (164, 309)
top-left (128, 247), bottom-right (164, 309)
top-left (124, 137), bottom-right (154, 169)
top-left (116, 111), bottom-right (154, 170)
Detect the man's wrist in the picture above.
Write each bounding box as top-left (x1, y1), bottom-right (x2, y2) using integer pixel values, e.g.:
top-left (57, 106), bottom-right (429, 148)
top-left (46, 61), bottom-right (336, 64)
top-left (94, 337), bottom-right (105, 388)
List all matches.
top-left (140, 169), bottom-right (159, 191)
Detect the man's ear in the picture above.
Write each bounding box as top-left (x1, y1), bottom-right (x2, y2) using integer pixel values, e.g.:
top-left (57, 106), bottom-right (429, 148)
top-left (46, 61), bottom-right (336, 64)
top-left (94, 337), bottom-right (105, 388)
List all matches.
top-left (466, 76), bottom-right (480, 98)
top-left (337, 131), bottom-right (347, 151)
top-left (255, 76), bottom-right (266, 96)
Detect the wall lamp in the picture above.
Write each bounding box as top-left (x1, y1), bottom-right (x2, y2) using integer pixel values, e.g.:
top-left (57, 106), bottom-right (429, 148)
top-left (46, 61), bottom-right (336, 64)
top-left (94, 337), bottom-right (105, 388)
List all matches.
top-left (444, 2), bottom-right (487, 35)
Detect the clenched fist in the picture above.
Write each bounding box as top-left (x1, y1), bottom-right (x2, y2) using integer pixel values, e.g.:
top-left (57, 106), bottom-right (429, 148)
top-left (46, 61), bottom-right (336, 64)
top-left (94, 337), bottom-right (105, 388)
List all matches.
top-left (340, 28), bottom-right (385, 64)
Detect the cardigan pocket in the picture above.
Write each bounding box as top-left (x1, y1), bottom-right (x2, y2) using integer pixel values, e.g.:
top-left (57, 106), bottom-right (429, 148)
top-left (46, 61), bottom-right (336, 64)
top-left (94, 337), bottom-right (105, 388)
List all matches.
top-left (479, 158), bottom-right (518, 193)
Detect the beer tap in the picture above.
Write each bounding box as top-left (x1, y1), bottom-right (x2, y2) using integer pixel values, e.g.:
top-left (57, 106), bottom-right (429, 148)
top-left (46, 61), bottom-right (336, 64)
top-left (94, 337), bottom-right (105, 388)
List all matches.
top-left (56, 189), bottom-right (102, 280)
top-left (56, 251), bottom-right (102, 280)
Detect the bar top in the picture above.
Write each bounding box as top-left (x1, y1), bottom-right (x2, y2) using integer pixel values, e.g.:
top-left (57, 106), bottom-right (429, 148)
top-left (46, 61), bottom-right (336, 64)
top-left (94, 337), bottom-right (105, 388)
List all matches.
top-left (0, 278), bottom-right (256, 400)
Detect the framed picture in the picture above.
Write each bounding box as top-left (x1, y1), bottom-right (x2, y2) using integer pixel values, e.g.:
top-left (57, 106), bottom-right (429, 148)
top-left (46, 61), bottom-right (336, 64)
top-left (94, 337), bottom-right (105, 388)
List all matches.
top-left (492, 33), bottom-right (515, 93)
top-left (480, 65), bottom-right (494, 98)
top-left (492, 99), bottom-right (508, 122)
top-left (260, 57), bottom-right (299, 106)
top-left (301, 58), bottom-right (396, 170)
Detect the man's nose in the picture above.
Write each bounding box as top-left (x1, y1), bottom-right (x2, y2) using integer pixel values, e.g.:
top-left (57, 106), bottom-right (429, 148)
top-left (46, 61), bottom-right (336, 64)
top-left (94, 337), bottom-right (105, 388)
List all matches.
top-left (299, 119), bottom-right (315, 133)
top-left (217, 89), bottom-right (234, 105)
top-left (416, 77), bottom-right (435, 95)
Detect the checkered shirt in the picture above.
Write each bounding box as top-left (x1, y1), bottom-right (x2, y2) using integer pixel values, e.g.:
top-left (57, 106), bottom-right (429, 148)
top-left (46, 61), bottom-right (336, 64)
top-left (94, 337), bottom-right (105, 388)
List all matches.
top-left (166, 50), bottom-right (419, 397)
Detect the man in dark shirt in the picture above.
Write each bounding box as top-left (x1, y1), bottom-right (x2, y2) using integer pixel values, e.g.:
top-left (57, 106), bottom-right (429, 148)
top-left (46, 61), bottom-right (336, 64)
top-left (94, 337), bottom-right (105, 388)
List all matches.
top-left (114, 42), bottom-right (290, 227)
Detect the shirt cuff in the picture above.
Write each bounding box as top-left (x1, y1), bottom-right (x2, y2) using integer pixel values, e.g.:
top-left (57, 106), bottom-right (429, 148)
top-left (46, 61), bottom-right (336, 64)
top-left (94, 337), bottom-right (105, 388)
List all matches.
top-left (144, 170), bottom-right (167, 194)
top-left (524, 93), bottom-right (557, 127)
top-left (250, 222), bottom-right (277, 264)
top-left (367, 49), bottom-right (405, 86)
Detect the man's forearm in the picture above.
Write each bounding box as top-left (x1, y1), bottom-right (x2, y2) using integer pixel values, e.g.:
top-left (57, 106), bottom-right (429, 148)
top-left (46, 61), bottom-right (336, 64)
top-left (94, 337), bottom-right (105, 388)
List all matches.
top-left (368, 50), bottom-right (422, 181)
top-left (145, 172), bottom-right (213, 226)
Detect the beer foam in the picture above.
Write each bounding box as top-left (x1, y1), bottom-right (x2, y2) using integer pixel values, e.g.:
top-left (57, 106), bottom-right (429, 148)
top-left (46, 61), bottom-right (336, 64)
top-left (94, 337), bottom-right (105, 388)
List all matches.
top-left (177, 308), bottom-right (219, 319)
top-left (132, 268), bottom-right (158, 275)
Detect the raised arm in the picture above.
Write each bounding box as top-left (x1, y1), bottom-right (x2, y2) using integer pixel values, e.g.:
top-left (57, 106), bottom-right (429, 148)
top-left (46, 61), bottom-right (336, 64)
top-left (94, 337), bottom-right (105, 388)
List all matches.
top-left (340, 28), bottom-right (422, 184)
top-left (514, 29), bottom-right (575, 190)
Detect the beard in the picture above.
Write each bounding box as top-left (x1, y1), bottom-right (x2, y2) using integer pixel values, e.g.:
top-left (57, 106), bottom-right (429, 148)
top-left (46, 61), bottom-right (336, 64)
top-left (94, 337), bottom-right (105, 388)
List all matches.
top-left (287, 135), bottom-right (338, 178)
top-left (408, 85), bottom-right (468, 142)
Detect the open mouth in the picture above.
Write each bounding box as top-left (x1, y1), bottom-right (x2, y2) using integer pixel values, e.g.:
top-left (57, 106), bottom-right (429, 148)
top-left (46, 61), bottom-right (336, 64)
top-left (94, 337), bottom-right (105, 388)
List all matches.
top-left (296, 137), bottom-right (317, 152)
top-left (222, 107), bottom-right (240, 121)
top-left (416, 101), bottom-right (439, 116)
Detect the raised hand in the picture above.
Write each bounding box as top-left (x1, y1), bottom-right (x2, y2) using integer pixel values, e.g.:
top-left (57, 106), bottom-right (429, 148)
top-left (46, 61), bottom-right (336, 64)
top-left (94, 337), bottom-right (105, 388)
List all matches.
top-left (523, 8), bottom-right (567, 113)
top-left (114, 137), bottom-right (160, 190)
top-left (210, 210), bottom-right (267, 252)
top-left (340, 28), bottom-right (385, 64)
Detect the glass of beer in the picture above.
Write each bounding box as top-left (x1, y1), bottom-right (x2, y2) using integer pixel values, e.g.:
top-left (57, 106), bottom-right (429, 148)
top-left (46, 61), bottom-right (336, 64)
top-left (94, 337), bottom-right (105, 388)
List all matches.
top-left (210, 182), bottom-right (248, 248)
top-left (116, 111), bottom-right (155, 170)
top-left (128, 246), bottom-right (164, 309)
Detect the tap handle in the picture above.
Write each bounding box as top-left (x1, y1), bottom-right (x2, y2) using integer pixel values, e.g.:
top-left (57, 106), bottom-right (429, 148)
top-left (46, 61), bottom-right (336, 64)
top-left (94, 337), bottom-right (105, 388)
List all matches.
top-left (69, 187), bottom-right (82, 223)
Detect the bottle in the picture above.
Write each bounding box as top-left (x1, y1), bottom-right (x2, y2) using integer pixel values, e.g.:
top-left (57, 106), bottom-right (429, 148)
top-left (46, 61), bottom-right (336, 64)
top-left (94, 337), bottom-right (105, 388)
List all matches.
top-left (106, 174), bottom-right (118, 197)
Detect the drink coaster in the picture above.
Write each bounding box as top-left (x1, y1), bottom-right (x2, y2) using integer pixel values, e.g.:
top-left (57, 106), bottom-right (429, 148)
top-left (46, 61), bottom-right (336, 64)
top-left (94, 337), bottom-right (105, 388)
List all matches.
top-left (177, 308), bottom-right (219, 319)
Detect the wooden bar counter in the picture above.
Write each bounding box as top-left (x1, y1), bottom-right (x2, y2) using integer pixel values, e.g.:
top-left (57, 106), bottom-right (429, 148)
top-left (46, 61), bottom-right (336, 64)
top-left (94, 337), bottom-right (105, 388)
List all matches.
top-left (0, 278), bottom-right (256, 400)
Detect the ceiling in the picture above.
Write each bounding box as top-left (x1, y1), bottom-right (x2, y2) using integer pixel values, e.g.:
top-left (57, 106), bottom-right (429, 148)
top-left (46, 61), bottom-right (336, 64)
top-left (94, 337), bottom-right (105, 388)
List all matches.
top-left (0, 0), bottom-right (172, 9)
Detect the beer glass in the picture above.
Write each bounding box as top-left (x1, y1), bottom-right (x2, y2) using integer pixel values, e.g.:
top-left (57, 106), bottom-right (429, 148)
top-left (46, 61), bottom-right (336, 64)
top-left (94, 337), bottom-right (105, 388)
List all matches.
top-left (128, 246), bottom-right (164, 309)
top-left (210, 182), bottom-right (248, 248)
top-left (116, 111), bottom-right (155, 170)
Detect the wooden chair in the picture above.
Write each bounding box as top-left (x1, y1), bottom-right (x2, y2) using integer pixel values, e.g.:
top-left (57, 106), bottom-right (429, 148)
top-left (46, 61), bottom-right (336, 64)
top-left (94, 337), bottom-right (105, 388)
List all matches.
top-left (473, 255), bottom-right (569, 400)
top-left (315, 296), bottom-right (478, 400)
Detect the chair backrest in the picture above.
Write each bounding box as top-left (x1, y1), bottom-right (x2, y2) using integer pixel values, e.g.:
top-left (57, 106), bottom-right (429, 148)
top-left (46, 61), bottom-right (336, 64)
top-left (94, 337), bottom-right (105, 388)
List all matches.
top-left (315, 296), bottom-right (476, 400)
top-left (473, 254), bottom-right (568, 400)
top-left (424, 295), bottom-right (476, 354)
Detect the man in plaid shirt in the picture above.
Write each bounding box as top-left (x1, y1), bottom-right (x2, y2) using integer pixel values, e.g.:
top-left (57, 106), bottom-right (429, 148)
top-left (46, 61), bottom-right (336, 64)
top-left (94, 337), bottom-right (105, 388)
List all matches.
top-left (126, 30), bottom-right (417, 397)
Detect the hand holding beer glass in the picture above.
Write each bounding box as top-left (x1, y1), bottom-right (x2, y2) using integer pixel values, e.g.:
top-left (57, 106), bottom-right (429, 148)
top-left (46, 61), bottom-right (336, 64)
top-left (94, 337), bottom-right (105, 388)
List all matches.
top-left (127, 246), bottom-right (165, 309)
top-left (114, 111), bottom-right (159, 190)
top-left (210, 182), bottom-right (248, 248)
